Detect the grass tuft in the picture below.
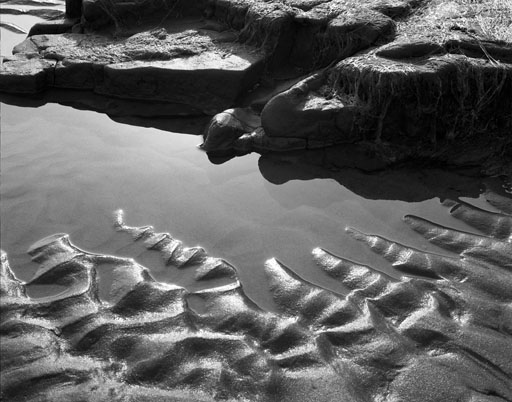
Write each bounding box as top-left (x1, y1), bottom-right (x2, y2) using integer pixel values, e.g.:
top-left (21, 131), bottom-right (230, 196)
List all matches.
top-left (399, 0), bottom-right (512, 43)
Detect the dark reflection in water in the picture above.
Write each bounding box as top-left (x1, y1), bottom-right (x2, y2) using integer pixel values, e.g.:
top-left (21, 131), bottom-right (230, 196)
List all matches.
top-left (1, 90), bottom-right (502, 203)
top-left (258, 152), bottom-right (489, 202)
top-left (210, 146), bottom-right (508, 203)
top-left (2, 95), bottom-right (510, 309)
top-left (0, 91), bottom-right (211, 135)
top-left (0, 92), bottom-right (508, 204)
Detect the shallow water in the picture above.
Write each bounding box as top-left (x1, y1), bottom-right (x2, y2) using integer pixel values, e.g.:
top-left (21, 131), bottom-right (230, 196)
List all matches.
top-left (1, 100), bottom-right (507, 308)
top-left (0, 8), bottom-right (509, 308)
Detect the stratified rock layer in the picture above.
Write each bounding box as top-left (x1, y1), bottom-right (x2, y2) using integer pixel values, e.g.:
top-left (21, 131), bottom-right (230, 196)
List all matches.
top-left (0, 0), bottom-right (401, 112)
top-left (1, 27), bottom-right (265, 113)
top-left (1, 192), bottom-right (511, 401)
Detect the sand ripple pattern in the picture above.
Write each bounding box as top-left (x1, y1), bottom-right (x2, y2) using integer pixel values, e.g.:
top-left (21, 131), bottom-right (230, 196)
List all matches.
top-left (1, 192), bottom-right (511, 401)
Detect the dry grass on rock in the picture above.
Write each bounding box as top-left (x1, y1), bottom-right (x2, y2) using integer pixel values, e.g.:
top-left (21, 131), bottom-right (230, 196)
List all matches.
top-left (32, 30), bottom-right (217, 63)
top-left (399, 0), bottom-right (512, 43)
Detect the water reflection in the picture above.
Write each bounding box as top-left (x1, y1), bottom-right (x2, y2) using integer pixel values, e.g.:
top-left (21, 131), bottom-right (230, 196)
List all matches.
top-left (2, 98), bottom-right (510, 308)
top-left (1, 10), bottom-right (510, 306)
top-left (0, 91), bottom-right (210, 135)
top-left (258, 152), bottom-right (490, 202)
top-left (1, 90), bottom-right (504, 203)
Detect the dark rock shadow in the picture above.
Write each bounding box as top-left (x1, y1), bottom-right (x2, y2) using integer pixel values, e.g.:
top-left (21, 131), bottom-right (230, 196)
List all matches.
top-left (2, 90), bottom-right (509, 203)
top-left (257, 149), bottom-right (509, 202)
top-left (0, 90), bottom-right (209, 135)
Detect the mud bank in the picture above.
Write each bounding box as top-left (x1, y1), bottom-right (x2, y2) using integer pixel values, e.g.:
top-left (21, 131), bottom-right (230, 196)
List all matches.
top-left (1, 0), bottom-right (511, 172)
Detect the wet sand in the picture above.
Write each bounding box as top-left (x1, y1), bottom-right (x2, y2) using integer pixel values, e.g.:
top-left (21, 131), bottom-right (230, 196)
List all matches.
top-left (1, 101), bottom-right (506, 309)
top-left (1, 180), bottom-right (511, 401)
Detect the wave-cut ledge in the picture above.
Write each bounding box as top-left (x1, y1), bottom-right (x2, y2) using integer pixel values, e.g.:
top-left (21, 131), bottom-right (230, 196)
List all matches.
top-left (1, 191), bottom-right (511, 401)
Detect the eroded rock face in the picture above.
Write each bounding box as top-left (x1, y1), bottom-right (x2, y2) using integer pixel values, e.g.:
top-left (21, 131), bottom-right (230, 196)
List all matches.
top-left (78, 0), bottom-right (398, 66)
top-left (261, 72), bottom-right (344, 140)
top-left (204, 37), bottom-right (511, 172)
top-left (1, 29), bottom-right (265, 113)
top-left (203, 73), bottom-right (361, 153)
top-left (1, 193), bottom-right (511, 401)
top-left (0, 0), bottom-right (405, 111)
top-left (329, 48), bottom-right (512, 170)
top-left (1, 0), bottom-right (511, 171)
top-left (0, 58), bottom-right (56, 93)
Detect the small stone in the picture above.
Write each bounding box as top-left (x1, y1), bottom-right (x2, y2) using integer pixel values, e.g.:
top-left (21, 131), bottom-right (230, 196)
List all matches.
top-left (202, 108), bottom-right (261, 153)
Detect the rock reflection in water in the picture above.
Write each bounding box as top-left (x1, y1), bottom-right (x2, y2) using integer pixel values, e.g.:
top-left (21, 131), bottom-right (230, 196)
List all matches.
top-left (1, 193), bottom-right (511, 401)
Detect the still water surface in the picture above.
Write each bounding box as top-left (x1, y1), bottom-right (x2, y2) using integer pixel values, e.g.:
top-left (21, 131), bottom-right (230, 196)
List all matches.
top-left (1, 101), bottom-right (505, 307)
top-left (0, 9), bottom-right (508, 306)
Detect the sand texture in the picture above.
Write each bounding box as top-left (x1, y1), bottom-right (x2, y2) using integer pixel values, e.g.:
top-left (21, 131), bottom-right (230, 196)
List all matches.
top-left (2, 191), bottom-right (511, 401)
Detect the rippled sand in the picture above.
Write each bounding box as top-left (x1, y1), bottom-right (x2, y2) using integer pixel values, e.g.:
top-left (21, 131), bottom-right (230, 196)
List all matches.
top-left (2, 102), bottom-right (505, 307)
top-left (2, 193), bottom-right (511, 401)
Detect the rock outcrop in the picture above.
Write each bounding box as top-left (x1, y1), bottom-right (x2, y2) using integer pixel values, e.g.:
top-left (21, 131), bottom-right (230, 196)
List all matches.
top-left (1, 28), bottom-right (265, 113)
top-left (0, 0), bottom-right (401, 111)
top-left (1, 0), bottom-right (511, 170)
top-left (212, 41), bottom-right (511, 170)
top-left (200, 0), bottom-right (512, 171)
